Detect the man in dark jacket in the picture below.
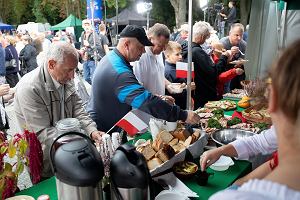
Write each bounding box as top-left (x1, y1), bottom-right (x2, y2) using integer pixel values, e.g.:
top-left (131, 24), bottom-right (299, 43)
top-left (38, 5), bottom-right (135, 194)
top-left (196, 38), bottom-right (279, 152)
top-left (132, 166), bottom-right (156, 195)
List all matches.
top-left (87, 25), bottom-right (200, 132)
top-left (80, 19), bottom-right (106, 84)
top-left (19, 35), bottom-right (38, 76)
top-left (183, 22), bottom-right (231, 109)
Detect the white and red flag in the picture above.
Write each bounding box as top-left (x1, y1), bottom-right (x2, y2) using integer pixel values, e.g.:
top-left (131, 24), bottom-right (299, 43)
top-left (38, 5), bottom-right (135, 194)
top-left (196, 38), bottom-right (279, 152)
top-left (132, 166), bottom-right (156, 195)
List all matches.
top-left (115, 110), bottom-right (148, 136)
top-left (176, 62), bottom-right (194, 78)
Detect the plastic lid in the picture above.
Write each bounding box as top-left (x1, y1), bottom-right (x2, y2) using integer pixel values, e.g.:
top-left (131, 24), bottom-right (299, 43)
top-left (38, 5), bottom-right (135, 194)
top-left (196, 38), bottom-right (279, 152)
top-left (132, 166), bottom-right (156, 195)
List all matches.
top-left (56, 118), bottom-right (81, 133)
top-left (53, 138), bottom-right (104, 186)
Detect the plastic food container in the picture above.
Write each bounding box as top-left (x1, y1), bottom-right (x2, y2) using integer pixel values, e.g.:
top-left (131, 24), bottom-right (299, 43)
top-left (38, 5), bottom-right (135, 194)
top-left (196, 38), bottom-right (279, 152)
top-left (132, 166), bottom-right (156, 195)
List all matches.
top-left (209, 156), bottom-right (234, 171)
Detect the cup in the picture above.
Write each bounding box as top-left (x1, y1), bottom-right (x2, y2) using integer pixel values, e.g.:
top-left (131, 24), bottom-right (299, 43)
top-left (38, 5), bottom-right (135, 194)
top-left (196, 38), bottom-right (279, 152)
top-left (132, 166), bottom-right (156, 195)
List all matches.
top-left (196, 171), bottom-right (214, 186)
top-left (165, 121), bottom-right (177, 132)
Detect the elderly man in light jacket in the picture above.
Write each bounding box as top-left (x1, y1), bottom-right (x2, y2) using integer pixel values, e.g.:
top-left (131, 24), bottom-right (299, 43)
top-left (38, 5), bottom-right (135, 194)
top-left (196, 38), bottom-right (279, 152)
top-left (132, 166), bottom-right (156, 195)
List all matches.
top-left (14, 41), bottom-right (104, 178)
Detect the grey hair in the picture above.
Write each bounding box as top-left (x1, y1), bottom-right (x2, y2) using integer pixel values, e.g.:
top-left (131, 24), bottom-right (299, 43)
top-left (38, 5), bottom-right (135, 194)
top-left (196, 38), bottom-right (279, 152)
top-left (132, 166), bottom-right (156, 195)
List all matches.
top-left (230, 23), bottom-right (244, 33)
top-left (46, 41), bottom-right (78, 64)
top-left (193, 21), bottom-right (210, 40)
top-left (147, 23), bottom-right (170, 39)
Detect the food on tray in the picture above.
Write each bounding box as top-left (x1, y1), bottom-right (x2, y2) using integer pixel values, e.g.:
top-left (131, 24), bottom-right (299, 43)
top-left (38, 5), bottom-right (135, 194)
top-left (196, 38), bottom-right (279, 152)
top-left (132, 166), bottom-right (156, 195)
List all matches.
top-left (229, 123), bottom-right (260, 133)
top-left (172, 128), bottom-right (191, 141)
top-left (157, 130), bottom-right (174, 143)
top-left (173, 161), bottom-right (198, 178)
top-left (223, 89), bottom-right (247, 100)
top-left (204, 100), bottom-right (236, 110)
top-left (212, 109), bottom-right (224, 119)
top-left (238, 96), bottom-right (251, 108)
top-left (147, 158), bottom-right (163, 170)
top-left (227, 117), bottom-right (242, 126)
top-left (140, 142), bottom-right (156, 161)
top-left (232, 89), bottom-right (245, 94)
top-left (155, 143), bottom-right (176, 162)
top-left (207, 118), bottom-right (223, 129)
top-left (254, 122), bottom-right (269, 131)
top-left (242, 103), bottom-right (272, 124)
top-left (142, 127), bottom-right (201, 171)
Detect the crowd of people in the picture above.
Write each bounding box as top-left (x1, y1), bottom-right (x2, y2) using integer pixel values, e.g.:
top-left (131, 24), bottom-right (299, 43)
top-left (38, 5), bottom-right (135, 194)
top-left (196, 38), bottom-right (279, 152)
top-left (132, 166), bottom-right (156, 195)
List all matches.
top-left (0, 18), bottom-right (247, 178)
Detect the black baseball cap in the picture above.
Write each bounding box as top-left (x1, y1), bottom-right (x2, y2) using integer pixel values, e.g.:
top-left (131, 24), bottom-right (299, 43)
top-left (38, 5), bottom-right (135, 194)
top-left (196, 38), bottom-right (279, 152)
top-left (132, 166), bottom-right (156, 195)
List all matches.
top-left (120, 25), bottom-right (153, 46)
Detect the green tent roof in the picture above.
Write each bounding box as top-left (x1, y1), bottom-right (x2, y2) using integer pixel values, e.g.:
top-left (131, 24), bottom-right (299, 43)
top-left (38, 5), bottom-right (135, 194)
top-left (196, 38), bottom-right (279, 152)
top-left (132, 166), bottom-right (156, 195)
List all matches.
top-left (50, 14), bottom-right (82, 30)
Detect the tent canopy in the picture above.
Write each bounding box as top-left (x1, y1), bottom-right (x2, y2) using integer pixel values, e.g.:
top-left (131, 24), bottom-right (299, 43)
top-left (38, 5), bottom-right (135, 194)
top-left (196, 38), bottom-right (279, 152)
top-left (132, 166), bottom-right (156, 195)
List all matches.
top-left (0, 22), bottom-right (13, 30)
top-left (51, 14), bottom-right (82, 30)
top-left (108, 8), bottom-right (153, 26)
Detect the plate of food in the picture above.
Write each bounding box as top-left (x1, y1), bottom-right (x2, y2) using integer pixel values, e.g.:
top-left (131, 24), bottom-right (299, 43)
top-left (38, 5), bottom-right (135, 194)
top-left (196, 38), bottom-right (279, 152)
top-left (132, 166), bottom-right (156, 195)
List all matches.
top-left (173, 161), bottom-right (198, 179)
top-left (204, 100), bottom-right (237, 110)
top-left (242, 103), bottom-right (272, 124)
top-left (169, 83), bottom-right (186, 94)
top-left (229, 59), bottom-right (249, 65)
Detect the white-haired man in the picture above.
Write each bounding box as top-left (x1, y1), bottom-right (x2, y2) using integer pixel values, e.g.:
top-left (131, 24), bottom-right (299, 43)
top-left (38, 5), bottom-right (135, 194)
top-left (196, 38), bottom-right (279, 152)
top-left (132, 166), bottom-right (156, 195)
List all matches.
top-left (14, 42), bottom-right (104, 178)
top-left (183, 21), bottom-right (232, 109)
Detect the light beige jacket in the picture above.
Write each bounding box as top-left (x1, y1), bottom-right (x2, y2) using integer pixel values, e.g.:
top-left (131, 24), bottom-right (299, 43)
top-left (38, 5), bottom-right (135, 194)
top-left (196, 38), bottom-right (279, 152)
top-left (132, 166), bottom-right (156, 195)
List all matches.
top-left (14, 64), bottom-right (97, 177)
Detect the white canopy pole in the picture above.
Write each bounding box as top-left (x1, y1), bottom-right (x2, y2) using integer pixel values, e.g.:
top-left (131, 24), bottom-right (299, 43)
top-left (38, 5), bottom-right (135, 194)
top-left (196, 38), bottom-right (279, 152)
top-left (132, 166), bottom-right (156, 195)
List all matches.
top-left (186, 0), bottom-right (193, 110)
top-left (90, 0), bottom-right (98, 66)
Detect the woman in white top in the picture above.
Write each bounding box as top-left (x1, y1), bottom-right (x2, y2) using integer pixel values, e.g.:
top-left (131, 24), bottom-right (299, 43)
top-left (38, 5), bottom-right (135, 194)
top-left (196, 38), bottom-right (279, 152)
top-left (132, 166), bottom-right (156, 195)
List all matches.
top-left (202, 39), bottom-right (300, 199)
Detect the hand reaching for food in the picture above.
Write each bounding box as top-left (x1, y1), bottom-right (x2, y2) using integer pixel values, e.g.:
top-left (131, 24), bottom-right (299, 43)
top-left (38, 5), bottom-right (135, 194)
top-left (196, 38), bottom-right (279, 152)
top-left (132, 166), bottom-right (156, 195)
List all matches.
top-left (0, 84), bottom-right (10, 96)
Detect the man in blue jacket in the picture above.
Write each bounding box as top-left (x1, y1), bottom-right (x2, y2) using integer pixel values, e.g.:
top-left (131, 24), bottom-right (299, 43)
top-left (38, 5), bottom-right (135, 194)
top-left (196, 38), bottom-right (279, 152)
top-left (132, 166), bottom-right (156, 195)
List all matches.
top-left (87, 25), bottom-right (200, 132)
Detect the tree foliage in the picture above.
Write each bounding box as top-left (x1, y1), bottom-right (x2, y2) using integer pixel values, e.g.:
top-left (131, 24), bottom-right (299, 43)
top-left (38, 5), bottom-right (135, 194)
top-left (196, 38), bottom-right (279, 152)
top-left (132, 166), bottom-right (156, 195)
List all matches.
top-left (0, 0), bottom-right (251, 30)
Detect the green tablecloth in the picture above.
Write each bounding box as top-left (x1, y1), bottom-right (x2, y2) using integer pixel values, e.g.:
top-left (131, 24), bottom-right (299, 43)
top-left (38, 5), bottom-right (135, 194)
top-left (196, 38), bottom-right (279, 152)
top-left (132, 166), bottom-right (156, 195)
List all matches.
top-left (16, 160), bottom-right (251, 200)
top-left (17, 177), bottom-right (57, 200)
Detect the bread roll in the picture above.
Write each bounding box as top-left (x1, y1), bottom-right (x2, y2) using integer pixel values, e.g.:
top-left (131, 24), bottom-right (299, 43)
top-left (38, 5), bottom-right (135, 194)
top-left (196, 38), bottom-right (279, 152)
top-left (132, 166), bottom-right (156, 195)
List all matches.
top-left (172, 143), bottom-right (186, 153)
top-left (156, 144), bottom-right (176, 162)
top-left (184, 136), bottom-right (192, 147)
top-left (147, 158), bottom-right (163, 170)
top-left (157, 130), bottom-right (174, 143)
top-left (141, 143), bottom-right (156, 161)
top-left (152, 138), bottom-right (164, 152)
top-left (172, 128), bottom-right (191, 141)
top-left (169, 138), bottom-right (179, 146)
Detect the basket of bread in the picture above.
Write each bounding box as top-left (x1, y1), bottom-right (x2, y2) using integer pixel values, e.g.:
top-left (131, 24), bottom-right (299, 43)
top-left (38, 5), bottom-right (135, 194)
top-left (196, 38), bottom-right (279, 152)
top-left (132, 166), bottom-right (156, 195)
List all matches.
top-left (136, 125), bottom-right (207, 176)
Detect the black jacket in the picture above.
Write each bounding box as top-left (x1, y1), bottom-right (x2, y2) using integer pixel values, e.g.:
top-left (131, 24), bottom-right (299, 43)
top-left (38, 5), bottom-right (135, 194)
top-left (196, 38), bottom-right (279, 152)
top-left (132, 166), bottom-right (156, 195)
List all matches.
top-left (183, 42), bottom-right (228, 109)
top-left (5, 45), bottom-right (20, 74)
top-left (19, 44), bottom-right (38, 72)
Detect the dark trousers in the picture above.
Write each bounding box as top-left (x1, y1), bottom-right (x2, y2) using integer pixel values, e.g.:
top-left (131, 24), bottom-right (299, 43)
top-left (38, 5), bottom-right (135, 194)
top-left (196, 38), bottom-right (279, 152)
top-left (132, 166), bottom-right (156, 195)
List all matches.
top-left (5, 72), bottom-right (19, 87)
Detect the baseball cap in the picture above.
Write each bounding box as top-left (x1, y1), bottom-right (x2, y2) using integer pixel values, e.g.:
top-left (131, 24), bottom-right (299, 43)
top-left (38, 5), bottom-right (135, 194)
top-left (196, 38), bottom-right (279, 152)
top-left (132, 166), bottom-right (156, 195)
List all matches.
top-left (120, 25), bottom-right (153, 46)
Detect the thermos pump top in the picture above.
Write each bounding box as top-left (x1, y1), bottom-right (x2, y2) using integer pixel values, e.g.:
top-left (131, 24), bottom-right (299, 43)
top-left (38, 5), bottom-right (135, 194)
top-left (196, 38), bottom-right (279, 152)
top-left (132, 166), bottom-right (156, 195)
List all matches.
top-left (50, 132), bottom-right (104, 200)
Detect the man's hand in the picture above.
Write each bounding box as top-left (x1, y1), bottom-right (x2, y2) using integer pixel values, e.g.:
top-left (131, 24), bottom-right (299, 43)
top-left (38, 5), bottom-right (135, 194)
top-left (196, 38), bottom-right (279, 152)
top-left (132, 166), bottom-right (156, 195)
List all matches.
top-left (159, 95), bottom-right (175, 105)
top-left (235, 68), bottom-right (244, 75)
top-left (222, 50), bottom-right (232, 60)
top-left (91, 131), bottom-right (105, 143)
top-left (185, 110), bottom-right (200, 124)
top-left (0, 84), bottom-right (10, 96)
top-left (230, 46), bottom-right (240, 55)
